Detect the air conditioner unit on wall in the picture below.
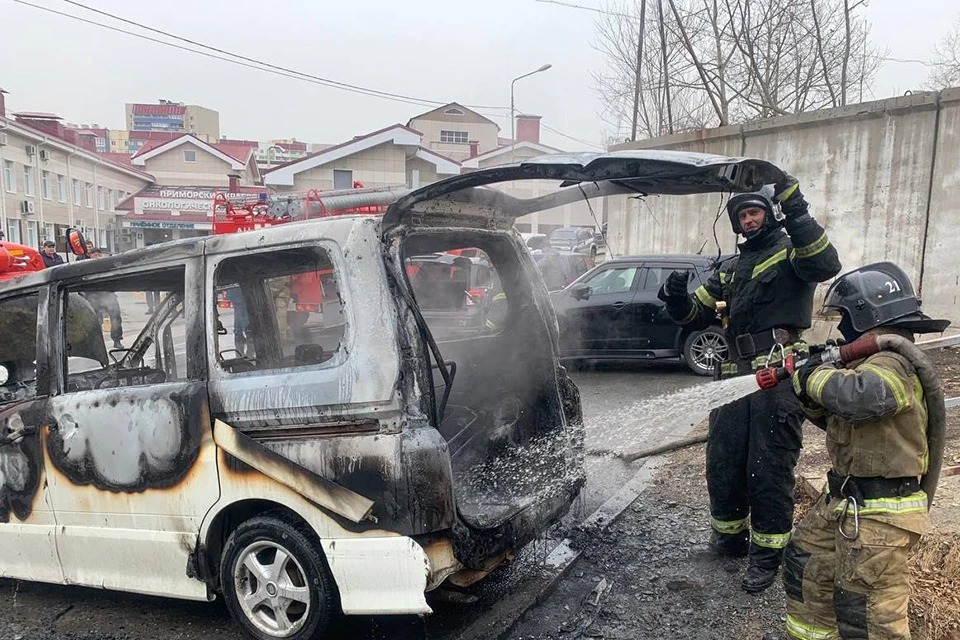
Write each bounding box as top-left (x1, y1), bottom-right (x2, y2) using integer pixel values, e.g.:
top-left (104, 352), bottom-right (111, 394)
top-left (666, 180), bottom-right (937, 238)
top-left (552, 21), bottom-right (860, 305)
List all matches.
top-left (25, 144), bottom-right (37, 156)
top-left (39, 149), bottom-right (50, 162)
top-left (21, 200), bottom-right (36, 214)
top-left (74, 218), bottom-right (85, 227)
top-left (0, 133), bottom-right (7, 146)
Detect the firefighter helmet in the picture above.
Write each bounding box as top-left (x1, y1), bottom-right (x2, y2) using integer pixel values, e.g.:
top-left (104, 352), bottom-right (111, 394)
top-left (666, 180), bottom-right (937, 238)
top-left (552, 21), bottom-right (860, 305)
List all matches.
top-left (726, 185), bottom-right (782, 237)
top-left (823, 262), bottom-right (950, 338)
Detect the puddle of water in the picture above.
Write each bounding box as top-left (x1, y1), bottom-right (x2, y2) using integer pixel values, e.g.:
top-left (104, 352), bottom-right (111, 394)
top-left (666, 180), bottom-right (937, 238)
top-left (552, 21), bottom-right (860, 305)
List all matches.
top-left (586, 374), bottom-right (761, 456)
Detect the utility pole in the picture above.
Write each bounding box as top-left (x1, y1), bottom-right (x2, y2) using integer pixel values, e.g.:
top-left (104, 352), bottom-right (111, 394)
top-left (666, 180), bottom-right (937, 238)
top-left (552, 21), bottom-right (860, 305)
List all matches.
top-left (657, 0), bottom-right (673, 134)
top-left (630, 0), bottom-right (648, 142)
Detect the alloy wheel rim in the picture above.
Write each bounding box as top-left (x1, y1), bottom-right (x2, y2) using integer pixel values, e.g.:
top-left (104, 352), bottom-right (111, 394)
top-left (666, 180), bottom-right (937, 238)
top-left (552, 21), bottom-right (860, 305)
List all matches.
top-left (691, 333), bottom-right (729, 370)
top-left (233, 540), bottom-right (311, 637)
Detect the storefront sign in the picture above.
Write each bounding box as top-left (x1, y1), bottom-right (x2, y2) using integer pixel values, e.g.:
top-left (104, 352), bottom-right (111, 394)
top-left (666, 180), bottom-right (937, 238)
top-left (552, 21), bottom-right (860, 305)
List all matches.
top-left (124, 220), bottom-right (210, 230)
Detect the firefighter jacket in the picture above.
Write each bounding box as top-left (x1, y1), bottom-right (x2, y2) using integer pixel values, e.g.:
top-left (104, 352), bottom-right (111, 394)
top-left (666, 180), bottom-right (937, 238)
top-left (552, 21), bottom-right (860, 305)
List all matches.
top-left (665, 206), bottom-right (840, 371)
top-left (795, 329), bottom-right (929, 532)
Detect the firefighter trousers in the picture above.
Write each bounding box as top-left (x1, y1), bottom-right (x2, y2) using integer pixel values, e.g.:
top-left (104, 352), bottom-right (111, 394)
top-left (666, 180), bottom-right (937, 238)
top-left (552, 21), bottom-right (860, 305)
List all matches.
top-left (706, 379), bottom-right (803, 556)
top-left (782, 492), bottom-right (923, 639)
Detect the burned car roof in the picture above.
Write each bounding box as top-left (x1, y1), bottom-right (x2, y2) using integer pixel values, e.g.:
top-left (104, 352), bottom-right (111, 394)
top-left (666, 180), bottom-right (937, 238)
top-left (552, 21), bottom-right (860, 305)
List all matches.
top-left (383, 149), bottom-right (786, 230)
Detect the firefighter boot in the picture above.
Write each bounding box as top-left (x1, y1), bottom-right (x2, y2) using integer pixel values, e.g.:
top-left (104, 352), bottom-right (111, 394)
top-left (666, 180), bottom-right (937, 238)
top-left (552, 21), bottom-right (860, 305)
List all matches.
top-left (742, 545), bottom-right (782, 593)
top-left (689, 530), bottom-right (749, 559)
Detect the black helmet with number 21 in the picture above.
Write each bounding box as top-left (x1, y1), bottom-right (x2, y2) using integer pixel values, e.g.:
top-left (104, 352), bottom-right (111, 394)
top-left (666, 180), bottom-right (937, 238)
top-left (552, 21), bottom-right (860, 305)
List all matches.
top-left (823, 262), bottom-right (950, 341)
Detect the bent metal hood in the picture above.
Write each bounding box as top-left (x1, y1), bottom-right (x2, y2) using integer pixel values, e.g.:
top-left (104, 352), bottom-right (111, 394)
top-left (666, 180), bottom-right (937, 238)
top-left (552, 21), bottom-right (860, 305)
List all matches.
top-left (382, 150), bottom-right (786, 231)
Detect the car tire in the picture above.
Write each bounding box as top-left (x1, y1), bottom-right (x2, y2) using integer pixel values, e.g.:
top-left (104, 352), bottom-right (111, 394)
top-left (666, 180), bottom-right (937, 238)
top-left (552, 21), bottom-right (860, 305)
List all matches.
top-left (220, 512), bottom-right (336, 640)
top-left (683, 327), bottom-right (729, 377)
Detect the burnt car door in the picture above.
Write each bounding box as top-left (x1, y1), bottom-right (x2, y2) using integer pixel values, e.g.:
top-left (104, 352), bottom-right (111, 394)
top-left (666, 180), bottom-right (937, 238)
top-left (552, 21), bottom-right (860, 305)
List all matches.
top-left (632, 262), bottom-right (703, 351)
top-left (0, 287), bottom-right (65, 584)
top-left (44, 257), bottom-right (218, 599)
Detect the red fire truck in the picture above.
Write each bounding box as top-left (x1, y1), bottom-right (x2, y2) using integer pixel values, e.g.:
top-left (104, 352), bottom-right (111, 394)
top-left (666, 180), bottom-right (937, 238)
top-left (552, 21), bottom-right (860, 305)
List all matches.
top-left (0, 241), bottom-right (45, 283)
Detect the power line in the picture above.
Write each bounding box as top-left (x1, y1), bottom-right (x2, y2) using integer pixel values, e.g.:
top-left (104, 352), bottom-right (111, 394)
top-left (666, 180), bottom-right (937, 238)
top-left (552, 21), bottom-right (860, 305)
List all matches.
top-left (541, 123), bottom-right (607, 149)
top-left (59, 0), bottom-right (511, 111)
top-left (534, 0), bottom-right (637, 19)
top-left (14, 0), bottom-right (511, 112)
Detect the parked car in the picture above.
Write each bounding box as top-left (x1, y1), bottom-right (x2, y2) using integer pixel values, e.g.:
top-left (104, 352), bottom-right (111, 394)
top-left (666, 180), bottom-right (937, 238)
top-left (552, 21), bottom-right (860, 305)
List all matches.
top-left (550, 254), bottom-right (732, 375)
top-left (520, 232), bottom-right (550, 253)
top-left (0, 149), bottom-right (783, 640)
top-left (549, 226), bottom-right (598, 257)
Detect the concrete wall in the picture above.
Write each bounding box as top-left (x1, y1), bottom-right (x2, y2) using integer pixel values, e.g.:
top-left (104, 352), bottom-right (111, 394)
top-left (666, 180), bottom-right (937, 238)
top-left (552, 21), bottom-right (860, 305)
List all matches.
top-left (608, 89), bottom-right (960, 329)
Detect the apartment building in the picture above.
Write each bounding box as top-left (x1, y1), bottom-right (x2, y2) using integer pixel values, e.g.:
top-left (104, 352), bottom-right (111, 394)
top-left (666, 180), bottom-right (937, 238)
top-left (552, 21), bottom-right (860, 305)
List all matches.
top-left (125, 100), bottom-right (220, 140)
top-left (0, 93), bottom-right (154, 252)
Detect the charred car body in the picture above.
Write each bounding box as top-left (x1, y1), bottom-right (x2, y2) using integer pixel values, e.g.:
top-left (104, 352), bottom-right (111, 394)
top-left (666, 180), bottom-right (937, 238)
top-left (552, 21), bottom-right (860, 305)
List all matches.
top-left (0, 150), bottom-right (783, 640)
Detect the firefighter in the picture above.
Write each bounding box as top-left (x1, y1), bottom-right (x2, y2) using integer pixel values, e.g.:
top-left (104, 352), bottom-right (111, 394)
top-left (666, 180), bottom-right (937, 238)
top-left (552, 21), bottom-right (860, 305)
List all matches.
top-left (765, 263), bottom-right (949, 640)
top-left (658, 175), bottom-right (841, 592)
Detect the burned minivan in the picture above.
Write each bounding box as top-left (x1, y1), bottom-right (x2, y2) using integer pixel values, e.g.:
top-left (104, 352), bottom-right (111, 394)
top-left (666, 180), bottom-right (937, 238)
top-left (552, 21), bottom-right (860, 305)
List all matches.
top-left (0, 151), bottom-right (782, 640)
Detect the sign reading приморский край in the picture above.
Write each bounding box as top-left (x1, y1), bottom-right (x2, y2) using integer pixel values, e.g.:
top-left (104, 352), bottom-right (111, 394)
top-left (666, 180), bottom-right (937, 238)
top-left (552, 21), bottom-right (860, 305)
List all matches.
top-left (117, 185), bottom-right (267, 231)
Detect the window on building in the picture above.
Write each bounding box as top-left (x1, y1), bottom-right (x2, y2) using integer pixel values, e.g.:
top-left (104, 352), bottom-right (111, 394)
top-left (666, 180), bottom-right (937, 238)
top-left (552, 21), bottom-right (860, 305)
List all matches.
top-left (97, 186), bottom-right (104, 210)
top-left (332, 169), bottom-right (353, 190)
top-left (41, 170), bottom-right (51, 200)
top-left (57, 174), bottom-right (66, 202)
top-left (85, 183), bottom-right (93, 208)
top-left (63, 267), bottom-right (190, 390)
top-left (108, 189), bottom-right (115, 209)
top-left (443, 108), bottom-right (466, 116)
top-left (72, 179), bottom-right (82, 205)
top-left (2, 160), bottom-right (15, 193)
top-left (213, 246), bottom-right (344, 374)
top-left (440, 130), bottom-right (469, 144)
top-left (26, 221), bottom-right (39, 248)
top-left (24, 165), bottom-right (35, 197)
top-left (183, 149), bottom-right (197, 163)
top-left (43, 223), bottom-right (55, 243)
top-left (6, 220), bottom-right (21, 244)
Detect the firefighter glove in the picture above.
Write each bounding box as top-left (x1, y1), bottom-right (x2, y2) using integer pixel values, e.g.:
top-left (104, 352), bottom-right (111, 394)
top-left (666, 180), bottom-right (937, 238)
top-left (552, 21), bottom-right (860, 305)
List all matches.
top-left (662, 270), bottom-right (690, 303)
top-left (774, 173), bottom-right (808, 220)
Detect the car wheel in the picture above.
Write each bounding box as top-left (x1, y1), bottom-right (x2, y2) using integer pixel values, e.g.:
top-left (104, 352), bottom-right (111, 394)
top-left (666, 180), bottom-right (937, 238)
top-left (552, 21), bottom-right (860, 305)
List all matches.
top-left (683, 327), bottom-right (729, 376)
top-left (221, 512), bottom-right (335, 640)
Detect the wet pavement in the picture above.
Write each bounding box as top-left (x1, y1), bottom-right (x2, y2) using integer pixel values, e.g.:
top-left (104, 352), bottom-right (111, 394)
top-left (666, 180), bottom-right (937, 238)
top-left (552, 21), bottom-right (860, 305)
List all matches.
top-left (0, 360), bottom-right (706, 640)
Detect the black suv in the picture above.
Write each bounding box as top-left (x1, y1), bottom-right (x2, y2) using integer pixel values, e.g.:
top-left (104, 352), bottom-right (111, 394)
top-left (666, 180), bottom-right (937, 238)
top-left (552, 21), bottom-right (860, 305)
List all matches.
top-left (550, 254), bottom-right (730, 375)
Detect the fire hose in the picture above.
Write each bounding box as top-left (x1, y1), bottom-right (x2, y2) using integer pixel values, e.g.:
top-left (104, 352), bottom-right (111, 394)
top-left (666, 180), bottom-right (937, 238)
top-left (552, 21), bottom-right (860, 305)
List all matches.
top-left (754, 333), bottom-right (947, 509)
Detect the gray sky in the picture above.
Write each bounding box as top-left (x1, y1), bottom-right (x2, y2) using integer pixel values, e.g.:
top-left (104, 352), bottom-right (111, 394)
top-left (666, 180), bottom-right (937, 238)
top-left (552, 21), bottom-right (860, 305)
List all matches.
top-left (2, 0), bottom-right (957, 151)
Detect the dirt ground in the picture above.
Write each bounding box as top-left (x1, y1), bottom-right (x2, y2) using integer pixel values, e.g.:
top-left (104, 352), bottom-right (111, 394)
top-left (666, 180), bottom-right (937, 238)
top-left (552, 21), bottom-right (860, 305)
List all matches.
top-left (510, 346), bottom-right (960, 640)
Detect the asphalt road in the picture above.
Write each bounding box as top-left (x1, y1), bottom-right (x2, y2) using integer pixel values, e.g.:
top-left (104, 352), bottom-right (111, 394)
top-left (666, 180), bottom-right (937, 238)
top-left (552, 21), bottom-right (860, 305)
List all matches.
top-left (0, 361), bottom-right (706, 640)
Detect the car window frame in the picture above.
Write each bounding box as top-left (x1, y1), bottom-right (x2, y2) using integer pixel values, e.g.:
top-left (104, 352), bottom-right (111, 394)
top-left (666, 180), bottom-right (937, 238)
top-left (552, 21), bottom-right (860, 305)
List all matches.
top-left (582, 263), bottom-right (643, 296)
top-left (0, 286), bottom-right (50, 405)
top-left (207, 240), bottom-right (351, 380)
top-left (640, 262), bottom-right (704, 291)
top-left (50, 261), bottom-right (204, 397)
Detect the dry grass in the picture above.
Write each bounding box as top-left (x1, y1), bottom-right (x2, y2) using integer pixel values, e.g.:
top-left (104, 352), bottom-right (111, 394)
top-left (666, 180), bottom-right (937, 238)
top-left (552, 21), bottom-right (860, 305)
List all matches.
top-left (910, 533), bottom-right (960, 640)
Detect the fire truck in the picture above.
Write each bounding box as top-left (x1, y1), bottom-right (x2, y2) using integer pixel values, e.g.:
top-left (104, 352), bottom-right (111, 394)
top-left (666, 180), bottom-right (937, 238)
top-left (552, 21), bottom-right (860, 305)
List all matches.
top-left (211, 184), bottom-right (409, 340)
top-left (0, 241), bottom-right (45, 282)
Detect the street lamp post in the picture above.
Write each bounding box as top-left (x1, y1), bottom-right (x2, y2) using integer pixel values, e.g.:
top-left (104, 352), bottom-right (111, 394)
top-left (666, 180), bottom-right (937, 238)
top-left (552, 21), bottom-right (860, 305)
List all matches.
top-left (510, 64), bottom-right (552, 161)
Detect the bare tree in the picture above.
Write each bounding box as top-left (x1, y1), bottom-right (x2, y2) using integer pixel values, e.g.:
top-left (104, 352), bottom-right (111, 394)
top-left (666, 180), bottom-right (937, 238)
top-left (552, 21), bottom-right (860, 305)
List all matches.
top-left (593, 0), bottom-right (882, 140)
top-left (925, 16), bottom-right (960, 89)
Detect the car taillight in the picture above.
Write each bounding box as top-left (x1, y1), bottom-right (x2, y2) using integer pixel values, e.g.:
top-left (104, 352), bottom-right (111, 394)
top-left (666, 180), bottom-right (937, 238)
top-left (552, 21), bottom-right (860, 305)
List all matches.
top-left (464, 287), bottom-right (488, 306)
